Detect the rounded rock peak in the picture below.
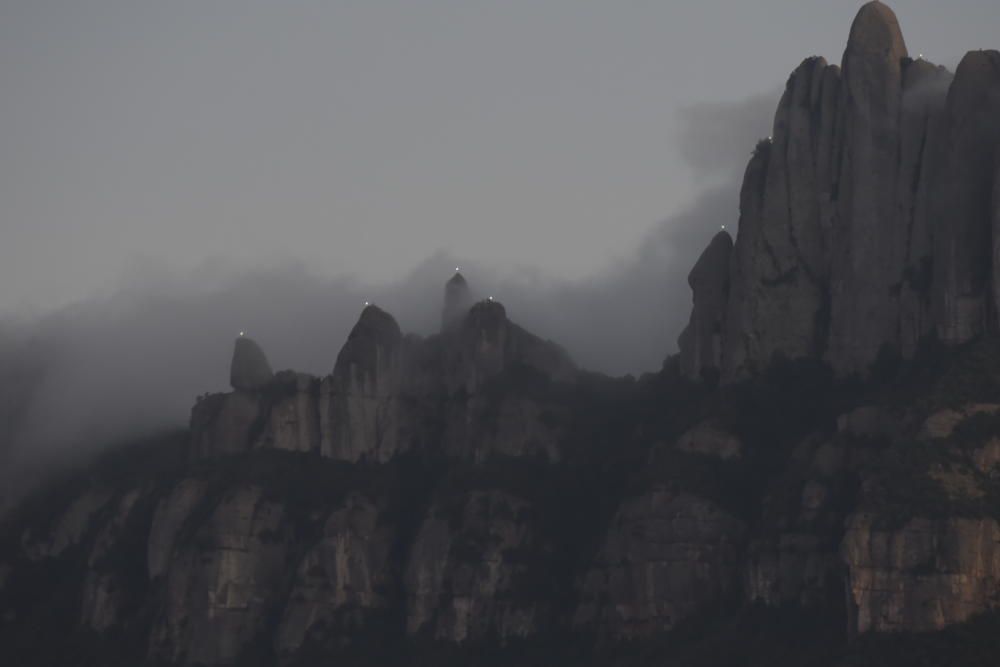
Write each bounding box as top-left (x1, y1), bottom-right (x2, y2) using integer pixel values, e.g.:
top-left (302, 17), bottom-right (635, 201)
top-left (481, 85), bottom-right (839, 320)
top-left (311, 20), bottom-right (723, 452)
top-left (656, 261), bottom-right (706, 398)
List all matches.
top-left (466, 299), bottom-right (507, 330)
top-left (709, 229), bottom-right (734, 248)
top-left (350, 304), bottom-right (403, 346)
top-left (845, 1), bottom-right (907, 60)
top-left (688, 231), bottom-right (733, 288)
top-left (230, 336), bottom-right (274, 391)
top-left (948, 50), bottom-right (1000, 112)
top-left (903, 57), bottom-right (949, 87)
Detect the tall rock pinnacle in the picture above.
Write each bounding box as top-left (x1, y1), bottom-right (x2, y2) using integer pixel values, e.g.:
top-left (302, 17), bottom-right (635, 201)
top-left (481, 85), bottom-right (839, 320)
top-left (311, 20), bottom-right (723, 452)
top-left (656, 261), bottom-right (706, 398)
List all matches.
top-left (442, 271), bottom-right (472, 331)
top-left (678, 231), bottom-right (732, 381)
top-left (229, 336), bottom-right (274, 391)
top-left (321, 304), bottom-right (406, 461)
top-left (680, 1), bottom-right (1000, 381)
top-left (931, 50), bottom-right (1000, 343)
top-left (826, 0), bottom-right (909, 372)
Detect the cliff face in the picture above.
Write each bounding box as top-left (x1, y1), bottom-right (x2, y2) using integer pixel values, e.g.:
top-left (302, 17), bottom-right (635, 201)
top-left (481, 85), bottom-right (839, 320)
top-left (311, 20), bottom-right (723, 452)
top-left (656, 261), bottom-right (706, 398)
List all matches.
top-left (190, 295), bottom-right (575, 465)
top-left (7, 4), bottom-right (1000, 667)
top-left (681, 2), bottom-right (1000, 381)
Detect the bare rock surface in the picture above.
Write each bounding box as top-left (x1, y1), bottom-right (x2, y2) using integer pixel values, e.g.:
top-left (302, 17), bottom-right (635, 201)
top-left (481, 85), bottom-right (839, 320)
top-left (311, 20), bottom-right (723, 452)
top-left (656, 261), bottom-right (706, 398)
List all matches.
top-left (574, 487), bottom-right (747, 637)
top-left (230, 337), bottom-right (274, 391)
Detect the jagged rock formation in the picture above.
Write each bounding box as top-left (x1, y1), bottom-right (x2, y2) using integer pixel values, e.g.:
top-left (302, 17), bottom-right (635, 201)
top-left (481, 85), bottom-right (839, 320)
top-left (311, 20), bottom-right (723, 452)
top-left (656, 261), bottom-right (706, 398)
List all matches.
top-left (682, 1), bottom-right (1000, 380)
top-left (190, 285), bottom-right (575, 463)
top-left (8, 5), bottom-right (1000, 667)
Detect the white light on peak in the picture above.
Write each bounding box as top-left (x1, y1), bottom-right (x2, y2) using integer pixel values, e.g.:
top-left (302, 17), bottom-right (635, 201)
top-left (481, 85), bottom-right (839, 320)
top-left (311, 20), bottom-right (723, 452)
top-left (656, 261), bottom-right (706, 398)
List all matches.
top-left (721, 225), bottom-right (726, 230)
top-left (488, 296), bottom-right (493, 301)
top-left (918, 54), bottom-right (924, 59)
top-left (455, 267), bottom-right (460, 272)
top-left (364, 301), bottom-right (370, 306)
top-left (239, 331), bottom-right (245, 337)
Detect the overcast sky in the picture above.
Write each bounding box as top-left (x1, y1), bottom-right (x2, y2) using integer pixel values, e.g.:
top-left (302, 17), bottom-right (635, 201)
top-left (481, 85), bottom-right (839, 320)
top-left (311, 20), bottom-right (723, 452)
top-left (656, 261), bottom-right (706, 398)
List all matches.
top-left (2, 0), bottom-right (998, 314)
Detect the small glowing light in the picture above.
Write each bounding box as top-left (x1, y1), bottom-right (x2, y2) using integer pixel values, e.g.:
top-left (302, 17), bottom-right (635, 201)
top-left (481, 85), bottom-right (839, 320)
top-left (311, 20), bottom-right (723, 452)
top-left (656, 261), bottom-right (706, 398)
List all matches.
top-left (364, 301), bottom-right (370, 306)
top-left (239, 331), bottom-right (245, 337)
top-left (768, 136), bottom-right (773, 141)
top-left (721, 225), bottom-right (726, 230)
top-left (918, 54), bottom-right (924, 59)
top-left (455, 267), bottom-right (460, 272)
top-left (488, 296), bottom-right (494, 301)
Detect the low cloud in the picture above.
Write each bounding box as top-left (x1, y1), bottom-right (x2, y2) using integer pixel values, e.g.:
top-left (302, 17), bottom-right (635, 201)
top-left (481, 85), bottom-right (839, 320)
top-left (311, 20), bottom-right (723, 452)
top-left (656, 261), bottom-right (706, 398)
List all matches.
top-left (0, 90), bottom-right (776, 503)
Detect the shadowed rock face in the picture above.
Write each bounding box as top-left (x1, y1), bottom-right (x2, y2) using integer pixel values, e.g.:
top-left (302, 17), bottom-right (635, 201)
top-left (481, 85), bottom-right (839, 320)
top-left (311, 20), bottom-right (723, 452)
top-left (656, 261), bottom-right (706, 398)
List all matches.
top-left (682, 2), bottom-right (1000, 381)
top-left (191, 299), bottom-right (575, 464)
top-left (321, 305), bottom-right (406, 462)
top-left (14, 6), bottom-right (1000, 665)
top-left (229, 337), bottom-right (274, 391)
top-left (678, 231), bottom-right (732, 380)
top-left (932, 50), bottom-right (1000, 343)
top-left (441, 272), bottom-right (472, 331)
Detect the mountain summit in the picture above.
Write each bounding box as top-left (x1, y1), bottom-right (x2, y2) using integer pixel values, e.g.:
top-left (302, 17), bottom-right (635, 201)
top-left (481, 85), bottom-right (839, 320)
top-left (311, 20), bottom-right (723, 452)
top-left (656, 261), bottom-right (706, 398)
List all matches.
top-left (679, 1), bottom-right (1000, 381)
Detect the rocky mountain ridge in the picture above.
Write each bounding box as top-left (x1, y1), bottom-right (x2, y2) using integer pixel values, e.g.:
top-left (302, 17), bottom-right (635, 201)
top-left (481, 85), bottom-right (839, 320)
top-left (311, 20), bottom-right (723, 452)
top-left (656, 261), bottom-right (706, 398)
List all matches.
top-left (678, 1), bottom-right (1000, 381)
top-left (4, 3), bottom-right (1000, 666)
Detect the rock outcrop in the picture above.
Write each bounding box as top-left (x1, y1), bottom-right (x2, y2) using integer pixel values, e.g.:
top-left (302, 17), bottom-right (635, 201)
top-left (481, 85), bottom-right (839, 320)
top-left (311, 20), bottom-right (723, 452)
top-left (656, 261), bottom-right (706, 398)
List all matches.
top-left (150, 485), bottom-right (290, 665)
top-left (9, 5), bottom-right (1000, 667)
top-left (842, 514), bottom-right (1000, 634)
top-left (442, 271), bottom-right (472, 331)
top-left (575, 487), bottom-right (747, 637)
top-left (191, 294), bottom-right (575, 463)
top-left (681, 2), bottom-right (1000, 380)
top-left (230, 336), bottom-right (274, 391)
top-left (677, 231), bottom-right (732, 381)
top-left (321, 305), bottom-right (408, 462)
top-left (404, 490), bottom-right (547, 642)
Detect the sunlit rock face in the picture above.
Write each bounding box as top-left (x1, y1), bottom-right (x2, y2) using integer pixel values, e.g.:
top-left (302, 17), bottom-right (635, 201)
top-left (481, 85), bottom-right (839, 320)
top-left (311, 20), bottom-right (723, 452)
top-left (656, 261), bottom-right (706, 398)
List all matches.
top-left (684, 2), bottom-right (1000, 381)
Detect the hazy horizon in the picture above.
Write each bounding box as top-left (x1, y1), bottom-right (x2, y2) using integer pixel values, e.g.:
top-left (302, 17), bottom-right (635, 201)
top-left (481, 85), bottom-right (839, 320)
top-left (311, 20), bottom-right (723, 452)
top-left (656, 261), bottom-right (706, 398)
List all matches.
top-left (2, 1), bottom-right (997, 316)
top-left (1, 1), bottom-right (999, 490)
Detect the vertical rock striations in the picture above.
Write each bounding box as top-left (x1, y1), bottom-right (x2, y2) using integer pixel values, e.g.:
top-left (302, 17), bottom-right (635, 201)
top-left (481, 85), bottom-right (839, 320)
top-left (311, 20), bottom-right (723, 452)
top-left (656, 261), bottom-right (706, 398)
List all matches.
top-left (320, 305), bottom-right (407, 462)
top-left (680, 2), bottom-right (1000, 381)
top-left (932, 50), bottom-right (1000, 343)
top-left (826, 2), bottom-right (908, 373)
top-left (192, 295), bottom-right (575, 463)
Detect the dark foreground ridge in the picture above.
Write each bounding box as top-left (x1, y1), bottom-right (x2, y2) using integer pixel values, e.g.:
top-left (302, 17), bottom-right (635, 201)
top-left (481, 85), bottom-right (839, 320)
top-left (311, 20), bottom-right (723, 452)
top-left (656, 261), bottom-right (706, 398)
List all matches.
top-left (4, 3), bottom-right (1000, 666)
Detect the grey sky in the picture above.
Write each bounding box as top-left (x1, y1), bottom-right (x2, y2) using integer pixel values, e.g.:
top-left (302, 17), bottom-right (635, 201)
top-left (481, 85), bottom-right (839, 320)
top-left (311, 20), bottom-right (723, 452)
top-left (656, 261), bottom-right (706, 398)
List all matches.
top-left (2, 0), bottom-right (998, 314)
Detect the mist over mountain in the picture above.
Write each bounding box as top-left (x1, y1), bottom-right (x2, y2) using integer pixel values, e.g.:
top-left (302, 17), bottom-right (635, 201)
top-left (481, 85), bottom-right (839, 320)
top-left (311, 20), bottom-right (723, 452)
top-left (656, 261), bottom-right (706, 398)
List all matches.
top-left (7, 3), bottom-right (1000, 667)
top-left (0, 91), bottom-right (775, 491)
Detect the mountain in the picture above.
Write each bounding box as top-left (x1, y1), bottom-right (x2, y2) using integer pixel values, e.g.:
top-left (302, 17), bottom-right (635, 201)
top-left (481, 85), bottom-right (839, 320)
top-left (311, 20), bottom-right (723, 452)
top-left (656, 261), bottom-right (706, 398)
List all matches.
top-left (678, 2), bottom-right (1000, 382)
top-left (4, 3), bottom-right (1000, 666)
